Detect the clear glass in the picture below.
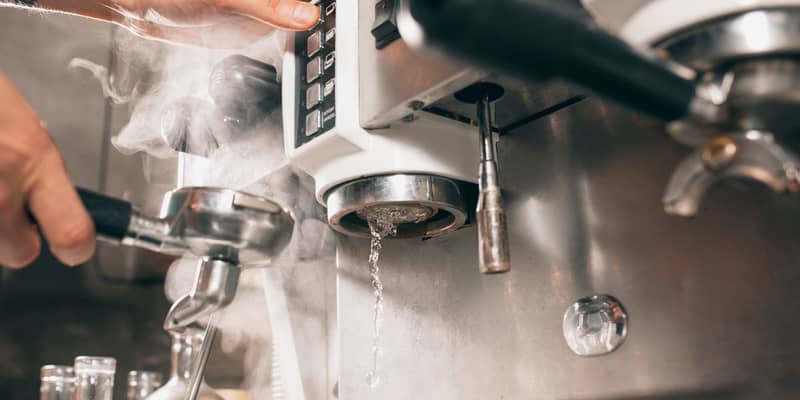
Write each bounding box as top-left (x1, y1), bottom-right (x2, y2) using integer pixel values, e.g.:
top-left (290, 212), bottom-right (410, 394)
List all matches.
top-left (127, 370), bottom-right (164, 400)
top-left (146, 329), bottom-right (224, 400)
top-left (72, 356), bottom-right (116, 400)
top-left (41, 365), bottom-right (76, 400)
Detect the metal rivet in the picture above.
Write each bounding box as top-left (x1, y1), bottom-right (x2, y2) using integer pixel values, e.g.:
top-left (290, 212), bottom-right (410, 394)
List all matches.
top-left (407, 100), bottom-right (425, 110)
top-left (701, 136), bottom-right (738, 171)
top-left (563, 294), bottom-right (627, 356)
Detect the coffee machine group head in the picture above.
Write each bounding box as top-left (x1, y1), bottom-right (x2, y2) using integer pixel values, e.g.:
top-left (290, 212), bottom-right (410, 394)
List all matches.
top-left (605, 0), bottom-right (800, 215)
top-left (281, 0), bottom-right (513, 273)
top-left (281, 0), bottom-right (477, 239)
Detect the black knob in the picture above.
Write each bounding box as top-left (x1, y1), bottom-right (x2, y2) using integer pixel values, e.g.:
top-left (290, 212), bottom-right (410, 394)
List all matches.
top-left (160, 97), bottom-right (225, 157)
top-left (208, 55), bottom-right (281, 125)
top-left (372, 0), bottom-right (401, 49)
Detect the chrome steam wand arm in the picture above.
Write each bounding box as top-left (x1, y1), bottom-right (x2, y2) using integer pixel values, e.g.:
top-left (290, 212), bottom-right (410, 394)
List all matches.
top-left (475, 91), bottom-right (511, 274)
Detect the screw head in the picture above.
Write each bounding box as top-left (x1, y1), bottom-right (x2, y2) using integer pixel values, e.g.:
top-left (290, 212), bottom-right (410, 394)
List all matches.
top-left (407, 100), bottom-right (425, 110)
top-left (563, 295), bottom-right (628, 356)
top-left (701, 136), bottom-right (738, 171)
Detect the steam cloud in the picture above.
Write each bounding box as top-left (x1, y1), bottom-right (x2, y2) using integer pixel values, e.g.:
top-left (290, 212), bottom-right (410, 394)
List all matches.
top-left (78, 24), bottom-right (335, 397)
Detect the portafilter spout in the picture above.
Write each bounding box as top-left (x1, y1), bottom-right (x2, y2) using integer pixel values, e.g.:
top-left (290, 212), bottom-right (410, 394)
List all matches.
top-left (163, 259), bottom-right (240, 331)
top-left (77, 186), bottom-right (294, 329)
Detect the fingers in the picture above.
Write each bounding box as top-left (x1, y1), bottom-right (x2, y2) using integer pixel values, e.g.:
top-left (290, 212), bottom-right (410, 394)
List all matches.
top-left (26, 147), bottom-right (96, 267)
top-left (0, 74), bottom-right (95, 268)
top-left (230, 0), bottom-right (320, 31)
top-left (126, 17), bottom-right (275, 48)
top-left (0, 76), bottom-right (43, 268)
top-left (0, 178), bottom-right (41, 269)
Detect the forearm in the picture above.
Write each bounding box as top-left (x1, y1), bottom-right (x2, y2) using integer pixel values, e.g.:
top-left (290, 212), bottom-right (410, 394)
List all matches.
top-left (1, 0), bottom-right (129, 23)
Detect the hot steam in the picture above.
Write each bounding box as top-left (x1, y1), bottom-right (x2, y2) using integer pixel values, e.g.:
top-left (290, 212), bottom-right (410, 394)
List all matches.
top-left (76, 24), bottom-right (335, 397)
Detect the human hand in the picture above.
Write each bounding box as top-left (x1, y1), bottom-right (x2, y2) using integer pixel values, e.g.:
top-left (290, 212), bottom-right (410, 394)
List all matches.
top-left (0, 74), bottom-right (95, 268)
top-left (112, 0), bottom-right (320, 47)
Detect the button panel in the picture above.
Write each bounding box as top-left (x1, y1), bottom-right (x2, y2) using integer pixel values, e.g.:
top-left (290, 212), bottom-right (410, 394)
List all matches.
top-left (305, 109), bottom-right (321, 136)
top-left (306, 56), bottom-right (323, 83)
top-left (295, 0), bottom-right (336, 148)
top-left (306, 83), bottom-right (322, 109)
top-left (307, 31), bottom-right (322, 57)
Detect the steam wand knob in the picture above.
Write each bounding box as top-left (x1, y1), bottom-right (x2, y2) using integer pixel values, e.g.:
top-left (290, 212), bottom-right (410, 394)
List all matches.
top-left (208, 55), bottom-right (281, 125)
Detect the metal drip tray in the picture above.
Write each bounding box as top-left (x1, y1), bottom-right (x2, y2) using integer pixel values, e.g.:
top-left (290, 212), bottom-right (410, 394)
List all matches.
top-left (325, 174), bottom-right (473, 239)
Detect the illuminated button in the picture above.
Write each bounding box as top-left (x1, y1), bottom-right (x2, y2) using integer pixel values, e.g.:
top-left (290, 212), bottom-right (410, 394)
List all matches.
top-left (305, 109), bottom-right (322, 136)
top-left (306, 83), bottom-right (322, 109)
top-left (324, 51), bottom-right (335, 70)
top-left (306, 56), bottom-right (323, 83)
top-left (323, 78), bottom-right (335, 97)
top-left (307, 31), bottom-right (322, 57)
top-left (325, 27), bottom-right (336, 44)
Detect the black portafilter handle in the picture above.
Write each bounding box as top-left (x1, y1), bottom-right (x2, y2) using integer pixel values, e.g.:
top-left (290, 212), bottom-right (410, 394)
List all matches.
top-left (405, 0), bottom-right (701, 122)
top-left (208, 55), bottom-right (281, 124)
top-left (76, 187), bottom-right (133, 242)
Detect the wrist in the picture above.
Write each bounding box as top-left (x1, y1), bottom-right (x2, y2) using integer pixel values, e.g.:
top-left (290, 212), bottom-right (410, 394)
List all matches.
top-left (105, 0), bottom-right (138, 19)
top-left (1, 0), bottom-right (38, 8)
top-left (35, 0), bottom-right (127, 21)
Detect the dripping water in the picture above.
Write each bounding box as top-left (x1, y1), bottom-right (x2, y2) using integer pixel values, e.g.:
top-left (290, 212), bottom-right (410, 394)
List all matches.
top-left (359, 205), bottom-right (431, 388)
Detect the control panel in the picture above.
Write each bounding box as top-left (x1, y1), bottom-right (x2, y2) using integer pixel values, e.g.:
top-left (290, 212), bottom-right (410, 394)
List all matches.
top-left (294, 0), bottom-right (337, 149)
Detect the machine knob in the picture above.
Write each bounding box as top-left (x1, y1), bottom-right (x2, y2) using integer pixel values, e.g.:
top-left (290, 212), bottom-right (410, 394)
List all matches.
top-left (372, 0), bottom-right (401, 49)
top-left (160, 97), bottom-right (225, 157)
top-left (208, 55), bottom-right (281, 125)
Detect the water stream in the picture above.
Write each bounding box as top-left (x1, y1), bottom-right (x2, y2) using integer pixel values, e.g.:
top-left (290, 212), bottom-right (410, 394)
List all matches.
top-left (360, 205), bottom-right (431, 388)
top-left (363, 209), bottom-right (400, 388)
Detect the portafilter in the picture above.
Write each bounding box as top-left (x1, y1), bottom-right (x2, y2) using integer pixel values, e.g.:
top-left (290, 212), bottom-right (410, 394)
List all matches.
top-left (77, 186), bottom-right (294, 329)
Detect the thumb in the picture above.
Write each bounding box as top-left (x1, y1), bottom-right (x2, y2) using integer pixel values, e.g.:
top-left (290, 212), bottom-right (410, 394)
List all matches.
top-left (232, 0), bottom-right (320, 31)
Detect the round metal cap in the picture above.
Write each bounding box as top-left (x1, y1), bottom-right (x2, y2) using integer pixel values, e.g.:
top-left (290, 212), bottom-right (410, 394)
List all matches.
top-left (563, 295), bottom-right (628, 357)
top-left (73, 356), bottom-right (116, 375)
top-left (40, 365), bottom-right (74, 380)
top-left (325, 174), bottom-right (468, 239)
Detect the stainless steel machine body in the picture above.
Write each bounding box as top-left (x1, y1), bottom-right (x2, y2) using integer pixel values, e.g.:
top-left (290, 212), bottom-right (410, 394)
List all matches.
top-left (320, 2), bottom-right (800, 399)
top-left (334, 94), bottom-right (800, 400)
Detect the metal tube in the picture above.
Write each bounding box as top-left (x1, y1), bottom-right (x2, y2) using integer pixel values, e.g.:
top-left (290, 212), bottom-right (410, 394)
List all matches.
top-left (121, 214), bottom-right (187, 256)
top-left (184, 313), bottom-right (218, 400)
top-left (476, 94), bottom-right (511, 273)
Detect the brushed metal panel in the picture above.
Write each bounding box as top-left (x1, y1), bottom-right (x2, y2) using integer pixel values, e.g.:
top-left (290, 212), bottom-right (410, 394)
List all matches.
top-left (336, 97), bottom-right (800, 399)
top-left (427, 77), bottom-right (581, 131)
top-left (0, 8), bottom-right (111, 190)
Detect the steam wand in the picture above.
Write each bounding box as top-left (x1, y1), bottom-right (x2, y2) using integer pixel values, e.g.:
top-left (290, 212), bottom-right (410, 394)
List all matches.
top-left (184, 312), bottom-right (218, 400)
top-left (458, 83), bottom-right (511, 273)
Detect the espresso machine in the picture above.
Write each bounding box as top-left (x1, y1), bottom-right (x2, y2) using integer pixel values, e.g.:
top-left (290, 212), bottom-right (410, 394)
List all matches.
top-left (69, 0), bottom-right (798, 399)
top-left (279, 2), bottom-right (800, 399)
